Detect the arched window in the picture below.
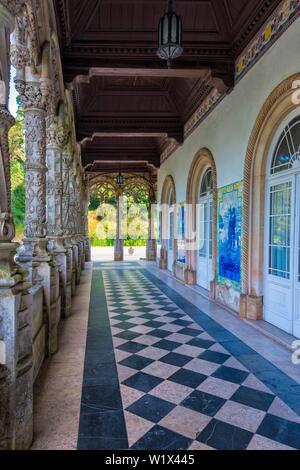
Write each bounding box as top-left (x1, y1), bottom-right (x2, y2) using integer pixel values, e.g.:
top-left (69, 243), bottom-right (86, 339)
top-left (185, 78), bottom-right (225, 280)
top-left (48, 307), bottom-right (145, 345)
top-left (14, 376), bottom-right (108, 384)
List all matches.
top-left (271, 117), bottom-right (300, 174)
top-left (200, 168), bottom-right (213, 197)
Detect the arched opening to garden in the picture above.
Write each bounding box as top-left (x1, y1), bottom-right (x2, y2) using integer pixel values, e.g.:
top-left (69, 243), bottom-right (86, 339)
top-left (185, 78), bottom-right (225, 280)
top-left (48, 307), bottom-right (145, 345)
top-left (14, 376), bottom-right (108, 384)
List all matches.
top-left (88, 173), bottom-right (157, 262)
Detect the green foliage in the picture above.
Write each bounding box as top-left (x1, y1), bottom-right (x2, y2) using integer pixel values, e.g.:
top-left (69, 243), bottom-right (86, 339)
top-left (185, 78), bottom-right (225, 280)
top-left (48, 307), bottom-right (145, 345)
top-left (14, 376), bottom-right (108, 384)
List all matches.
top-left (9, 104), bottom-right (25, 235)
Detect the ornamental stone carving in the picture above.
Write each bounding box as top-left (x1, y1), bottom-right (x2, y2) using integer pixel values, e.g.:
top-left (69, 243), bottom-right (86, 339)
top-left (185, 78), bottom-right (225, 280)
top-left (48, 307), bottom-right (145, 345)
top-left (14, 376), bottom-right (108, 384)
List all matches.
top-left (22, 108), bottom-right (47, 239)
top-left (10, 44), bottom-right (30, 70)
top-left (15, 81), bottom-right (46, 111)
top-left (46, 115), bottom-right (68, 149)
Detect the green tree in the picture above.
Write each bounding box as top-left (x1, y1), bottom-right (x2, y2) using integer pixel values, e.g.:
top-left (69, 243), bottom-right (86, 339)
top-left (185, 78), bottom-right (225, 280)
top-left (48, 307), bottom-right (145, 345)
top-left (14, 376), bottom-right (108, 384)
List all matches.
top-left (9, 103), bottom-right (25, 237)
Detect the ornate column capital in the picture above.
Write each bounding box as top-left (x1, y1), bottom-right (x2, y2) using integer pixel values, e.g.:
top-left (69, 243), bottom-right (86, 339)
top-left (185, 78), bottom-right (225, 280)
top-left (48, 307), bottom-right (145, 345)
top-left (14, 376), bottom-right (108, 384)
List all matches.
top-left (10, 44), bottom-right (31, 70)
top-left (15, 79), bottom-right (56, 115)
top-left (15, 80), bottom-right (46, 112)
top-left (46, 116), bottom-right (69, 150)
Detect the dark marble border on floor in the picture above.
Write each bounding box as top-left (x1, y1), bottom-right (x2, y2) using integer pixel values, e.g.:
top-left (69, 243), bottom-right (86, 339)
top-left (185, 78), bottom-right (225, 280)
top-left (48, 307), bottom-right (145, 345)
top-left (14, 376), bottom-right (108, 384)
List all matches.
top-left (93, 261), bottom-right (141, 267)
top-left (77, 269), bottom-right (129, 450)
top-left (141, 269), bottom-right (300, 417)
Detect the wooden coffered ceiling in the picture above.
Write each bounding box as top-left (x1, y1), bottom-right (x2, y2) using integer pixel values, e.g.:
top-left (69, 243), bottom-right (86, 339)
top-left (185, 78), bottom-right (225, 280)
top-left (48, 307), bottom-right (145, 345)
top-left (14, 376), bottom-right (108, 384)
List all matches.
top-left (54, 0), bottom-right (282, 174)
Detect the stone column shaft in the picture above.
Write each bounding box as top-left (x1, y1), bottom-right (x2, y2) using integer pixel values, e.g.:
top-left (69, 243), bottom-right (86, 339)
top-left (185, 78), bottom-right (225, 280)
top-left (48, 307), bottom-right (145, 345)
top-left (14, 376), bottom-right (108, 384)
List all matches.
top-left (16, 80), bottom-right (61, 355)
top-left (114, 192), bottom-right (124, 262)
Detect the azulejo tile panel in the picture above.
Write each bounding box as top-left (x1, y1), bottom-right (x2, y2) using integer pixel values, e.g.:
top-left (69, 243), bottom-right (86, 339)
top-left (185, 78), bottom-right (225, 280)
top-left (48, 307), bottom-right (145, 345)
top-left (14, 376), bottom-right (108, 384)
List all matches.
top-left (236, 0), bottom-right (300, 81)
top-left (217, 181), bottom-right (243, 290)
top-left (77, 265), bottom-right (300, 450)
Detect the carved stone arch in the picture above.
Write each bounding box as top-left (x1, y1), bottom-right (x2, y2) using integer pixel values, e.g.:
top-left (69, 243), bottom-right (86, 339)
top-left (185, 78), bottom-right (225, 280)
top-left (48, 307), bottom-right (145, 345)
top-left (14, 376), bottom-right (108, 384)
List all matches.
top-left (185, 148), bottom-right (217, 291)
top-left (241, 73), bottom-right (300, 319)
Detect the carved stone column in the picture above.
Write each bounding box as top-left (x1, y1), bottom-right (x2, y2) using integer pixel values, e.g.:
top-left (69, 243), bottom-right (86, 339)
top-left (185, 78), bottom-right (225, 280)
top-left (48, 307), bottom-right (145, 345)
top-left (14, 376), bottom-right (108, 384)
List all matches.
top-left (68, 161), bottom-right (81, 286)
top-left (83, 182), bottom-right (91, 262)
top-left (16, 80), bottom-right (61, 355)
top-left (46, 116), bottom-right (71, 317)
top-left (61, 143), bottom-right (74, 309)
top-left (75, 170), bottom-right (85, 274)
top-left (114, 191), bottom-right (124, 262)
top-left (146, 190), bottom-right (157, 262)
top-left (0, 2), bottom-right (33, 450)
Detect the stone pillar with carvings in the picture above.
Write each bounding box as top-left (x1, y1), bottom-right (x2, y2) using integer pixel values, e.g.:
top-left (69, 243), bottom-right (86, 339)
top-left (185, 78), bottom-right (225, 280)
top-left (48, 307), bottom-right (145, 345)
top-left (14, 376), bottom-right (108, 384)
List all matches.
top-left (0, 1), bottom-right (33, 450)
top-left (146, 185), bottom-right (157, 262)
top-left (83, 181), bottom-right (91, 262)
top-left (69, 160), bottom-right (81, 286)
top-left (46, 115), bottom-right (72, 317)
top-left (114, 190), bottom-right (124, 262)
top-left (15, 78), bottom-right (61, 356)
top-left (61, 141), bottom-right (74, 306)
top-left (75, 169), bottom-right (85, 273)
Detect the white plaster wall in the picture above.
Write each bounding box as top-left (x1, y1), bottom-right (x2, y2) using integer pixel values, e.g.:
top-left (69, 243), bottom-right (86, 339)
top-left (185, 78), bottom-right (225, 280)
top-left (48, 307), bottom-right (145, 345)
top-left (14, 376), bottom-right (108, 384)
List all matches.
top-left (158, 18), bottom-right (300, 201)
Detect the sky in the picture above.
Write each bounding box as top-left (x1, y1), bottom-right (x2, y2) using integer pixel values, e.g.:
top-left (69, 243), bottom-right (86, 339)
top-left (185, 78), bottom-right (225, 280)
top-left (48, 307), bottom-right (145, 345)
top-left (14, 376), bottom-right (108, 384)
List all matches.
top-left (9, 67), bottom-right (18, 117)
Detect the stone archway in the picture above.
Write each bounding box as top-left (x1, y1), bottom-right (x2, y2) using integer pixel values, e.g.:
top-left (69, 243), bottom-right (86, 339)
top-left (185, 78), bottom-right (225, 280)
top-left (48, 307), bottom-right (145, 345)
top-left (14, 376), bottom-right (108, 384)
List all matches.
top-left (241, 73), bottom-right (300, 320)
top-left (185, 148), bottom-right (217, 296)
top-left (159, 175), bottom-right (177, 271)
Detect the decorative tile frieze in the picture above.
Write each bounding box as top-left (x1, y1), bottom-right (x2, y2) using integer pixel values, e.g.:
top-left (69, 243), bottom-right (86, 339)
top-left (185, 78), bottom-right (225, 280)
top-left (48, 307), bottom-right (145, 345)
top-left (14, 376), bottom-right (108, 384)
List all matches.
top-left (236, 0), bottom-right (300, 81)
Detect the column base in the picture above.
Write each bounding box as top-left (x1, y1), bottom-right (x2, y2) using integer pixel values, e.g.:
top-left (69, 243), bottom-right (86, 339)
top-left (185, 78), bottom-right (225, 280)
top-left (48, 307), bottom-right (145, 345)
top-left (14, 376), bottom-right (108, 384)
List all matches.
top-left (84, 237), bottom-right (91, 262)
top-left (240, 294), bottom-right (263, 320)
top-left (159, 247), bottom-right (168, 270)
top-left (184, 269), bottom-right (196, 285)
top-left (146, 239), bottom-right (157, 261)
top-left (114, 239), bottom-right (124, 262)
top-left (0, 242), bottom-right (33, 450)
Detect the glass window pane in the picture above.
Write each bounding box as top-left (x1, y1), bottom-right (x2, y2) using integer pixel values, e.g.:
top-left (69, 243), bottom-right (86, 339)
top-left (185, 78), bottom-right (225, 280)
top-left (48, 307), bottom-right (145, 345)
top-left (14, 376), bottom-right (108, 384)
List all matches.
top-left (199, 203), bottom-right (207, 257)
top-left (268, 182), bottom-right (292, 279)
top-left (271, 117), bottom-right (300, 174)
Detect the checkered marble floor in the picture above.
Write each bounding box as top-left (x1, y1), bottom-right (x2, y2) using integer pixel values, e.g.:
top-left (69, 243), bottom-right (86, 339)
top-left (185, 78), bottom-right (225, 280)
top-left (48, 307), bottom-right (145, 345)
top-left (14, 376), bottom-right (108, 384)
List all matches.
top-left (101, 268), bottom-right (300, 450)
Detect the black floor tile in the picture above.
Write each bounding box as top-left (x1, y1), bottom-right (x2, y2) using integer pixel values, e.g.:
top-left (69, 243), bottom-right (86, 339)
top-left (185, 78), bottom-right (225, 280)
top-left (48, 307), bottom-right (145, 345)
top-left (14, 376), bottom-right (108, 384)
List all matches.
top-left (119, 355), bottom-right (154, 371)
top-left (78, 437), bottom-right (128, 450)
top-left (131, 425), bottom-right (192, 450)
top-left (78, 410), bottom-right (126, 439)
top-left (198, 350), bottom-right (230, 365)
top-left (115, 331), bottom-right (141, 341)
top-left (172, 319), bottom-right (194, 327)
top-left (150, 329), bottom-right (172, 339)
top-left (180, 328), bottom-right (203, 337)
top-left (113, 314), bottom-right (133, 321)
top-left (80, 383), bottom-right (123, 414)
top-left (154, 339), bottom-right (182, 351)
top-left (115, 321), bottom-right (138, 330)
top-left (127, 395), bottom-right (175, 423)
top-left (160, 352), bottom-right (191, 367)
top-left (117, 341), bottom-right (148, 354)
top-left (123, 372), bottom-right (163, 393)
top-left (197, 419), bottom-right (253, 450)
top-left (169, 369), bottom-right (207, 388)
top-left (231, 386), bottom-right (275, 411)
top-left (187, 338), bottom-right (214, 349)
top-left (212, 366), bottom-right (249, 384)
top-left (144, 320), bottom-right (165, 329)
top-left (181, 390), bottom-right (226, 416)
top-left (257, 414), bottom-right (300, 448)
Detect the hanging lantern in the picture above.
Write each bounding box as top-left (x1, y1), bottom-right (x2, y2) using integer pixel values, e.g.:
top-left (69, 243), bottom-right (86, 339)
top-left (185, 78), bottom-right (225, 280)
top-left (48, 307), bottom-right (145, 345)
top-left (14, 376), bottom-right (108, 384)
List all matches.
top-left (116, 172), bottom-right (124, 186)
top-left (157, 0), bottom-right (183, 68)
